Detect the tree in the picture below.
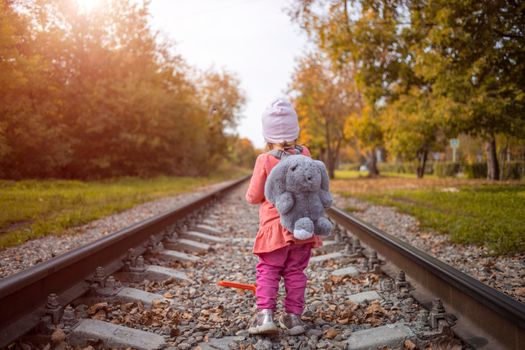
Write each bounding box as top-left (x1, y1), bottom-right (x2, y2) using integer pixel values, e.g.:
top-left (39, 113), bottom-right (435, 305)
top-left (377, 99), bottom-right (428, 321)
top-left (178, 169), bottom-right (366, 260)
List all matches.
top-left (289, 0), bottom-right (525, 180)
top-left (409, 0), bottom-right (525, 180)
top-left (381, 89), bottom-right (447, 177)
top-left (0, 0), bottom-right (70, 178)
top-left (227, 137), bottom-right (257, 169)
top-left (198, 69), bottom-right (246, 173)
top-left (0, 0), bottom-right (246, 179)
top-left (344, 104), bottom-right (383, 176)
top-left (289, 52), bottom-right (361, 178)
top-left (289, 0), bottom-right (409, 176)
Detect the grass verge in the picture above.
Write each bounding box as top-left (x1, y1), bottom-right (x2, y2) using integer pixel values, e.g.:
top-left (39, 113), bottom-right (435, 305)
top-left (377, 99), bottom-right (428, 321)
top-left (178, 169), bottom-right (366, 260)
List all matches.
top-left (0, 170), bottom-right (249, 249)
top-left (333, 175), bottom-right (524, 255)
top-left (331, 172), bottom-right (525, 254)
top-left (334, 170), bottom-right (438, 179)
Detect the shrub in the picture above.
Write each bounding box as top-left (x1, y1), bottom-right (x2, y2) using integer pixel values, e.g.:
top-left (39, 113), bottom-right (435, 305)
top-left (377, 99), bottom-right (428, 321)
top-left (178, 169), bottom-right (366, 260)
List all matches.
top-left (464, 162), bottom-right (487, 179)
top-left (464, 161), bottom-right (524, 179)
top-left (378, 162), bottom-right (433, 174)
top-left (339, 163), bottom-right (361, 171)
top-left (502, 161), bottom-right (525, 180)
top-left (434, 162), bottom-right (460, 178)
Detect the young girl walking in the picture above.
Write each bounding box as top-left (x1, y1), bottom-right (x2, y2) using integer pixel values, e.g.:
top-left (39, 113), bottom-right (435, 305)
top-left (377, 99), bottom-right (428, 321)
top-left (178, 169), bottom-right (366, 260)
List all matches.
top-left (245, 98), bottom-right (324, 336)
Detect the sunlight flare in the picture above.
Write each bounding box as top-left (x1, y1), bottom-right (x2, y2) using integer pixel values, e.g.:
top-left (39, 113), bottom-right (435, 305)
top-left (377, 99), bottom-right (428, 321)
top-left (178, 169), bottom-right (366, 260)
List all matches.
top-left (75, 0), bottom-right (102, 13)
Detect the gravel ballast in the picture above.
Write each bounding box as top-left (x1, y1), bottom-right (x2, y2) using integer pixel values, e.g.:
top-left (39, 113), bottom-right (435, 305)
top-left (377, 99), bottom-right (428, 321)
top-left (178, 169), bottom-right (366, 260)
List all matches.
top-left (10, 183), bottom-right (471, 349)
top-left (0, 181), bottom-right (228, 279)
top-left (334, 194), bottom-right (525, 304)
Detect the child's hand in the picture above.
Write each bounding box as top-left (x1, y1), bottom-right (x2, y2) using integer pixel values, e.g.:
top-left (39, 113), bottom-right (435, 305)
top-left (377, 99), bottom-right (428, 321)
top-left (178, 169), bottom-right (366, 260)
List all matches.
top-left (275, 192), bottom-right (294, 214)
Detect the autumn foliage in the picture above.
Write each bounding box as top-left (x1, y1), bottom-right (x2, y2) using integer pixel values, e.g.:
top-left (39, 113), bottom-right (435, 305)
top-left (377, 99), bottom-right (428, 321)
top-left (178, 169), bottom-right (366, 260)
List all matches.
top-left (0, 0), bottom-right (248, 179)
top-left (288, 0), bottom-right (525, 179)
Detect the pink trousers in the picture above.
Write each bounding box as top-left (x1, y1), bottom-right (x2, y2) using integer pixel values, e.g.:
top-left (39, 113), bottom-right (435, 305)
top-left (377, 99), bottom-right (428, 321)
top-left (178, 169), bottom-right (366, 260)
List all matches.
top-left (255, 243), bottom-right (312, 315)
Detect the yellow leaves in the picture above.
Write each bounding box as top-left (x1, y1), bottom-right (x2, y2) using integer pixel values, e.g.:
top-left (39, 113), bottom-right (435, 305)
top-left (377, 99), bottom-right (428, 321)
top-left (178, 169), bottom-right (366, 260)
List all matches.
top-left (198, 305), bottom-right (225, 325)
top-left (324, 328), bottom-right (339, 339)
top-left (163, 292), bottom-right (174, 299)
top-left (290, 51), bottom-right (361, 161)
top-left (87, 302), bottom-right (108, 315)
top-left (365, 300), bottom-right (386, 317)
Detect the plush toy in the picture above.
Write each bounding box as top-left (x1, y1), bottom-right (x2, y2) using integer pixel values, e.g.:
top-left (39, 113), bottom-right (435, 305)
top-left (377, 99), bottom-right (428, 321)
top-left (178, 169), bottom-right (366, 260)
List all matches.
top-left (264, 154), bottom-right (333, 240)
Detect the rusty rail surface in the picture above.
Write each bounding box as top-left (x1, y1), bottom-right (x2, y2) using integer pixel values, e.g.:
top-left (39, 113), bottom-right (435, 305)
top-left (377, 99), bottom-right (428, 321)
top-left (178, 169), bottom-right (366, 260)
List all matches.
top-left (0, 176), bottom-right (249, 347)
top-left (327, 206), bottom-right (525, 350)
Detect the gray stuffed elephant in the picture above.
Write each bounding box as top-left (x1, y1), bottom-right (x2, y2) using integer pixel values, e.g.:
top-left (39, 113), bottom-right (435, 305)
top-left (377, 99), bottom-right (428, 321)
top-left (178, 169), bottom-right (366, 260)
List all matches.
top-left (264, 154), bottom-right (333, 240)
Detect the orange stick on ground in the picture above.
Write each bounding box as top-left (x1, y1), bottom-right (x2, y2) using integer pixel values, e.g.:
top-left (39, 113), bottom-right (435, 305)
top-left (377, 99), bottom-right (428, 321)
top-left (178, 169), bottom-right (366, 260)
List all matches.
top-left (217, 280), bottom-right (257, 293)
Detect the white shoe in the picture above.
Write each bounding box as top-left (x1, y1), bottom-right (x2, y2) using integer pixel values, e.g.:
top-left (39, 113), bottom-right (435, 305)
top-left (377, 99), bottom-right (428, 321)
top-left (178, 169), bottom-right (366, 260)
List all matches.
top-left (279, 312), bottom-right (306, 335)
top-left (248, 309), bottom-right (279, 335)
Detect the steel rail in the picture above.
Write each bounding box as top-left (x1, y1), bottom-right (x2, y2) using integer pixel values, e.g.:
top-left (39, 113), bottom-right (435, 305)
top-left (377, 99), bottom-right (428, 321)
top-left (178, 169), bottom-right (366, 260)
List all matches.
top-left (327, 206), bottom-right (525, 350)
top-left (0, 176), bottom-right (249, 347)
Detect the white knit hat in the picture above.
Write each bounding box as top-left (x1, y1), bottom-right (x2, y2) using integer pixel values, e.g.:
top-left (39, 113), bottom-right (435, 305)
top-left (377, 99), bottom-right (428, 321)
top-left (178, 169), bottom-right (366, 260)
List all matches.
top-left (261, 98), bottom-right (300, 143)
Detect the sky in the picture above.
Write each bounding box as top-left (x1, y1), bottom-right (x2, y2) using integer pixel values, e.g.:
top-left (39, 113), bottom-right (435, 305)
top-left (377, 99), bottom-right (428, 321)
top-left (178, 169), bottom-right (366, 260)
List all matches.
top-left (149, 0), bottom-right (310, 149)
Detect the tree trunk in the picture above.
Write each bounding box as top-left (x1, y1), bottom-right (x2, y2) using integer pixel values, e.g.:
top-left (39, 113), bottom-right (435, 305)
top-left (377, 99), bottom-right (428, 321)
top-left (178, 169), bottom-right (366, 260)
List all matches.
top-left (485, 134), bottom-right (500, 180)
top-left (416, 149), bottom-right (428, 179)
top-left (327, 150), bottom-right (337, 179)
top-left (328, 161), bottom-right (336, 179)
top-left (367, 149), bottom-right (380, 177)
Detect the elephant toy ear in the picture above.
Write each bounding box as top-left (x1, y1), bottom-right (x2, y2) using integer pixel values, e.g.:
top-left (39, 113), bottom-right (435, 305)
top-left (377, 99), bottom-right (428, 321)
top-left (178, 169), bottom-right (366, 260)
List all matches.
top-left (264, 160), bottom-right (289, 204)
top-left (315, 160), bottom-right (330, 191)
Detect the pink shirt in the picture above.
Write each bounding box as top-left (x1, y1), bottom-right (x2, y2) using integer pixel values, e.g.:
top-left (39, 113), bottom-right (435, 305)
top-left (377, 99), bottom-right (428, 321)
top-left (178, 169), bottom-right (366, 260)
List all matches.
top-left (245, 146), bottom-right (322, 254)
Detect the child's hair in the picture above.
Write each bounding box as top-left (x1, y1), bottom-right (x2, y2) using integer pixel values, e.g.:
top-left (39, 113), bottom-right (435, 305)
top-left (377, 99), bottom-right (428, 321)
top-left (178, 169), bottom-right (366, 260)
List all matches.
top-left (266, 139), bottom-right (298, 151)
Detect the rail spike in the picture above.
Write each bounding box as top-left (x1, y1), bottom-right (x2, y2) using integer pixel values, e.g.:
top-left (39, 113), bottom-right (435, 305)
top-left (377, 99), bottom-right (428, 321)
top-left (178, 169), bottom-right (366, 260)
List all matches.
top-left (361, 256), bottom-right (370, 272)
top-left (45, 293), bottom-right (62, 325)
top-left (123, 248), bottom-right (136, 272)
top-left (414, 309), bottom-right (430, 332)
top-left (96, 275), bottom-right (122, 297)
top-left (90, 266), bottom-right (106, 288)
top-left (333, 224), bottom-right (342, 242)
top-left (343, 234), bottom-right (353, 248)
top-left (344, 243), bottom-right (352, 255)
top-left (429, 298), bottom-right (457, 331)
top-left (368, 250), bottom-right (381, 273)
top-left (395, 270), bottom-right (410, 291)
top-left (380, 278), bottom-right (394, 294)
top-left (414, 299), bottom-right (457, 339)
top-left (353, 238), bottom-right (364, 256)
top-left (61, 305), bottom-right (78, 333)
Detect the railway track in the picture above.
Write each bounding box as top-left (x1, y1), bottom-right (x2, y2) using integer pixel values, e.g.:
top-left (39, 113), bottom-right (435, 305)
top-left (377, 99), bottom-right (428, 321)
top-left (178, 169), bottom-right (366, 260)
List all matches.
top-left (327, 208), bottom-right (525, 350)
top-left (0, 177), bottom-right (523, 349)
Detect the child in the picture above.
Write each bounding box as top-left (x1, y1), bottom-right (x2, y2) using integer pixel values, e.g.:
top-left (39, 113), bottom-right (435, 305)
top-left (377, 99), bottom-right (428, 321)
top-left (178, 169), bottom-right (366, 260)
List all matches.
top-left (245, 98), bottom-right (322, 336)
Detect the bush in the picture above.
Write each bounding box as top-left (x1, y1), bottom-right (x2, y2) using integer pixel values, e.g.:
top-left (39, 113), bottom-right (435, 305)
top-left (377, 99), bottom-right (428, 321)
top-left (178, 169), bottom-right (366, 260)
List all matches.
top-left (464, 161), bottom-right (524, 179)
top-left (464, 162), bottom-right (487, 179)
top-left (434, 162), bottom-right (460, 178)
top-left (339, 163), bottom-right (361, 171)
top-left (378, 162), bottom-right (433, 174)
top-left (502, 161), bottom-right (525, 180)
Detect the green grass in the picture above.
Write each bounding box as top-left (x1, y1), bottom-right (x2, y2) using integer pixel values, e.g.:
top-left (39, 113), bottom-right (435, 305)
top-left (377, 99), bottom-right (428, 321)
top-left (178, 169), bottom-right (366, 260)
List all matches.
top-left (353, 184), bottom-right (525, 255)
top-left (0, 171), bottom-right (248, 249)
top-left (335, 169), bottom-right (438, 179)
top-left (335, 170), bottom-right (367, 179)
